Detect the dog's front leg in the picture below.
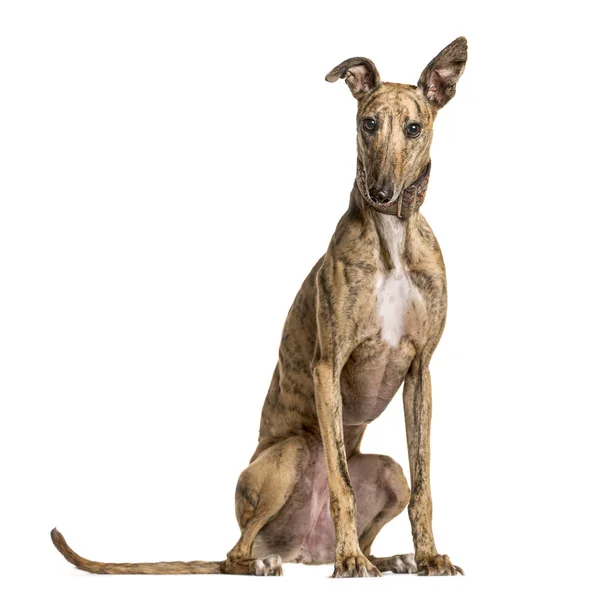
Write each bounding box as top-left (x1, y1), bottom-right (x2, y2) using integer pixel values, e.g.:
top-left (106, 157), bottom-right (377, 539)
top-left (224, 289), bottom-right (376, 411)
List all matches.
top-left (313, 360), bottom-right (380, 578)
top-left (403, 359), bottom-right (463, 576)
top-left (312, 269), bottom-right (381, 578)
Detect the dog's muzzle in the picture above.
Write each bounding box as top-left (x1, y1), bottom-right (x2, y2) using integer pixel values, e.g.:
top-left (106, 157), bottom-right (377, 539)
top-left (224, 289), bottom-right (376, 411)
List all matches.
top-left (357, 162), bottom-right (431, 219)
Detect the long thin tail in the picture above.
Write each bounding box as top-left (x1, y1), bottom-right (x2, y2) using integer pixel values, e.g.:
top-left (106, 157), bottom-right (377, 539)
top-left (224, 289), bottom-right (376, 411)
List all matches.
top-left (51, 528), bottom-right (223, 574)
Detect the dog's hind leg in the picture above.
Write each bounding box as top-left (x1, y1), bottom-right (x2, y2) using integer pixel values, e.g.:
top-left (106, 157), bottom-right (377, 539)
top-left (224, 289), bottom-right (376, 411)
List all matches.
top-left (348, 453), bottom-right (416, 574)
top-left (222, 435), bottom-right (310, 575)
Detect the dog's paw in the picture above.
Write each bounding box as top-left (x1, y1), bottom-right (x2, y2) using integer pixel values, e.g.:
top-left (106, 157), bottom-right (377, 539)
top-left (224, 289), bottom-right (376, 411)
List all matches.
top-left (368, 553), bottom-right (417, 574)
top-left (253, 554), bottom-right (283, 576)
top-left (388, 553), bottom-right (417, 574)
top-left (332, 554), bottom-right (381, 578)
top-left (417, 554), bottom-right (463, 576)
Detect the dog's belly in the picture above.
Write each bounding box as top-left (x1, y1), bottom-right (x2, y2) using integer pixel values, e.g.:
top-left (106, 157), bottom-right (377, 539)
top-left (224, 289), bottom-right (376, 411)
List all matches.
top-left (340, 336), bottom-right (417, 426)
top-left (252, 437), bottom-right (405, 565)
top-left (253, 442), bottom-right (365, 565)
top-left (252, 442), bottom-right (335, 564)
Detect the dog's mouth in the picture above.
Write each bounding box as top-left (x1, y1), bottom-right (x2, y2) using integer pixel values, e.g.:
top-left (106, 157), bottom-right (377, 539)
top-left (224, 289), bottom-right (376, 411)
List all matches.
top-left (356, 161), bottom-right (431, 218)
top-left (356, 163), bottom-right (400, 206)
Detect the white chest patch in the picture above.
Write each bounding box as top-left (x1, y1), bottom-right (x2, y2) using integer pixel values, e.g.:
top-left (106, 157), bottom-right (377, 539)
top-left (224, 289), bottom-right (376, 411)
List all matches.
top-left (375, 265), bottom-right (414, 348)
top-left (372, 214), bottom-right (420, 348)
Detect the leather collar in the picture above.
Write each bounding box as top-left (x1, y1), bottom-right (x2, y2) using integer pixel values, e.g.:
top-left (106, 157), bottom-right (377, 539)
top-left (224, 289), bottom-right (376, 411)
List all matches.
top-left (357, 161), bottom-right (431, 218)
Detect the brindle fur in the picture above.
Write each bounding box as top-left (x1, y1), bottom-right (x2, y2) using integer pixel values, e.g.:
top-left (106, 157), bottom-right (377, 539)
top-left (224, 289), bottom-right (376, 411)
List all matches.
top-left (52, 37), bottom-right (467, 578)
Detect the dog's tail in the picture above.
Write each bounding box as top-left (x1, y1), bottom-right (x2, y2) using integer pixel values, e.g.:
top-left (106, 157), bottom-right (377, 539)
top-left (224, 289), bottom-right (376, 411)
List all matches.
top-left (50, 528), bottom-right (223, 574)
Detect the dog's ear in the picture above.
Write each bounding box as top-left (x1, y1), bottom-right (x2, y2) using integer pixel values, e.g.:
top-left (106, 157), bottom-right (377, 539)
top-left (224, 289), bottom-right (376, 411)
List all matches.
top-left (325, 57), bottom-right (381, 99)
top-left (418, 37), bottom-right (467, 108)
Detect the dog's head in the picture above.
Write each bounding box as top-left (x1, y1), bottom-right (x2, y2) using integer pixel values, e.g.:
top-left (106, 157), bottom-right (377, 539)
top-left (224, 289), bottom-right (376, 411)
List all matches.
top-left (326, 37), bottom-right (467, 207)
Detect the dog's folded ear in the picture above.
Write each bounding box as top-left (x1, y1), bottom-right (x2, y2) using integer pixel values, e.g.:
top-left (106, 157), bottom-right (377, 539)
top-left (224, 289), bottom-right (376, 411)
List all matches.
top-left (418, 37), bottom-right (467, 108)
top-left (325, 58), bottom-right (381, 99)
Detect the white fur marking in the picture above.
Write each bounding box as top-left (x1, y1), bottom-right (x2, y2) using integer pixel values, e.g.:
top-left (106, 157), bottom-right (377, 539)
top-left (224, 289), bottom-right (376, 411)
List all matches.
top-left (374, 215), bottom-right (417, 348)
top-left (376, 268), bottom-right (412, 347)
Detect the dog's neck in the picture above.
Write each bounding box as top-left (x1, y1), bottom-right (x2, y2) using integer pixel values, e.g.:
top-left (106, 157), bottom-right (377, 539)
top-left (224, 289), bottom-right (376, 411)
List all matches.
top-left (371, 211), bottom-right (409, 271)
top-left (350, 184), bottom-right (416, 271)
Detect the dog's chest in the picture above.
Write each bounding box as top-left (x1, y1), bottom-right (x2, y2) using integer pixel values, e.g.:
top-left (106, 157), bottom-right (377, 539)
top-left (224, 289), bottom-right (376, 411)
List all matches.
top-left (339, 219), bottom-right (425, 426)
top-left (340, 261), bottom-right (419, 426)
top-left (372, 217), bottom-right (420, 348)
top-left (375, 265), bottom-right (415, 348)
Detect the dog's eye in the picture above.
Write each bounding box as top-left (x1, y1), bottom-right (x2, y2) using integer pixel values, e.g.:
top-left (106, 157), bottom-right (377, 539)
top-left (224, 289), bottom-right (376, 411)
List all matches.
top-left (362, 118), bottom-right (377, 134)
top-left (405, 122), bottom-right (422, 138)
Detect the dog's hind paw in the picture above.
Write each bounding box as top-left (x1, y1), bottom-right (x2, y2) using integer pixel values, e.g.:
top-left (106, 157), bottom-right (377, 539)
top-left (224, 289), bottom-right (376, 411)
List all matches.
top-left (392, 553), bottom-right (417, 573)
top-left (253, 554), bottom-right (283, 576)
top-left (369, 553), bottom-right (417, 574)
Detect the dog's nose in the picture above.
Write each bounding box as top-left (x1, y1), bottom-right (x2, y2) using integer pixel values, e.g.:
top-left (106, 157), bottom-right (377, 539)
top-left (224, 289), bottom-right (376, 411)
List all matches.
top-left (368, 187), bottom-right (392, 203)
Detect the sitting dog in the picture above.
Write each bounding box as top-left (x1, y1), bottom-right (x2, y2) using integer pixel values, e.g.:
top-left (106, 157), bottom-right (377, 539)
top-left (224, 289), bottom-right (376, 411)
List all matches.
top-left (52, 36), bottom-right (467, 578)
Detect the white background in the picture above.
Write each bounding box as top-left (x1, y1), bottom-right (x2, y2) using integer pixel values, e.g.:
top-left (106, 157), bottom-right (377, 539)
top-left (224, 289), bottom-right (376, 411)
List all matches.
top-left (1, 1), bottom-right (596, 599)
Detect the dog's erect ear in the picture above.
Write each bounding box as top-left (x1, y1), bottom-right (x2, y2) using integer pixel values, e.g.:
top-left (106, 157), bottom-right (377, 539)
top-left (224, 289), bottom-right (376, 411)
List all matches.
top-left (325, 57), bottom-right (381, 99)
top-left (418, 37), bottom-right (467, 108)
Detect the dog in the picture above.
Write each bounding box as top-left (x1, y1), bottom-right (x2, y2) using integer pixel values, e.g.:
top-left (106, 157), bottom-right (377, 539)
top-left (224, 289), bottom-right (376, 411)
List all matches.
top-left (52, 36), bottom-right (468, 578)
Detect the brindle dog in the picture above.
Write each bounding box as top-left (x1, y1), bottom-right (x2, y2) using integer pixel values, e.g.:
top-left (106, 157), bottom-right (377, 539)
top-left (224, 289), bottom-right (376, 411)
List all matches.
top-left (52, 37), bottom-right (467, 578)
